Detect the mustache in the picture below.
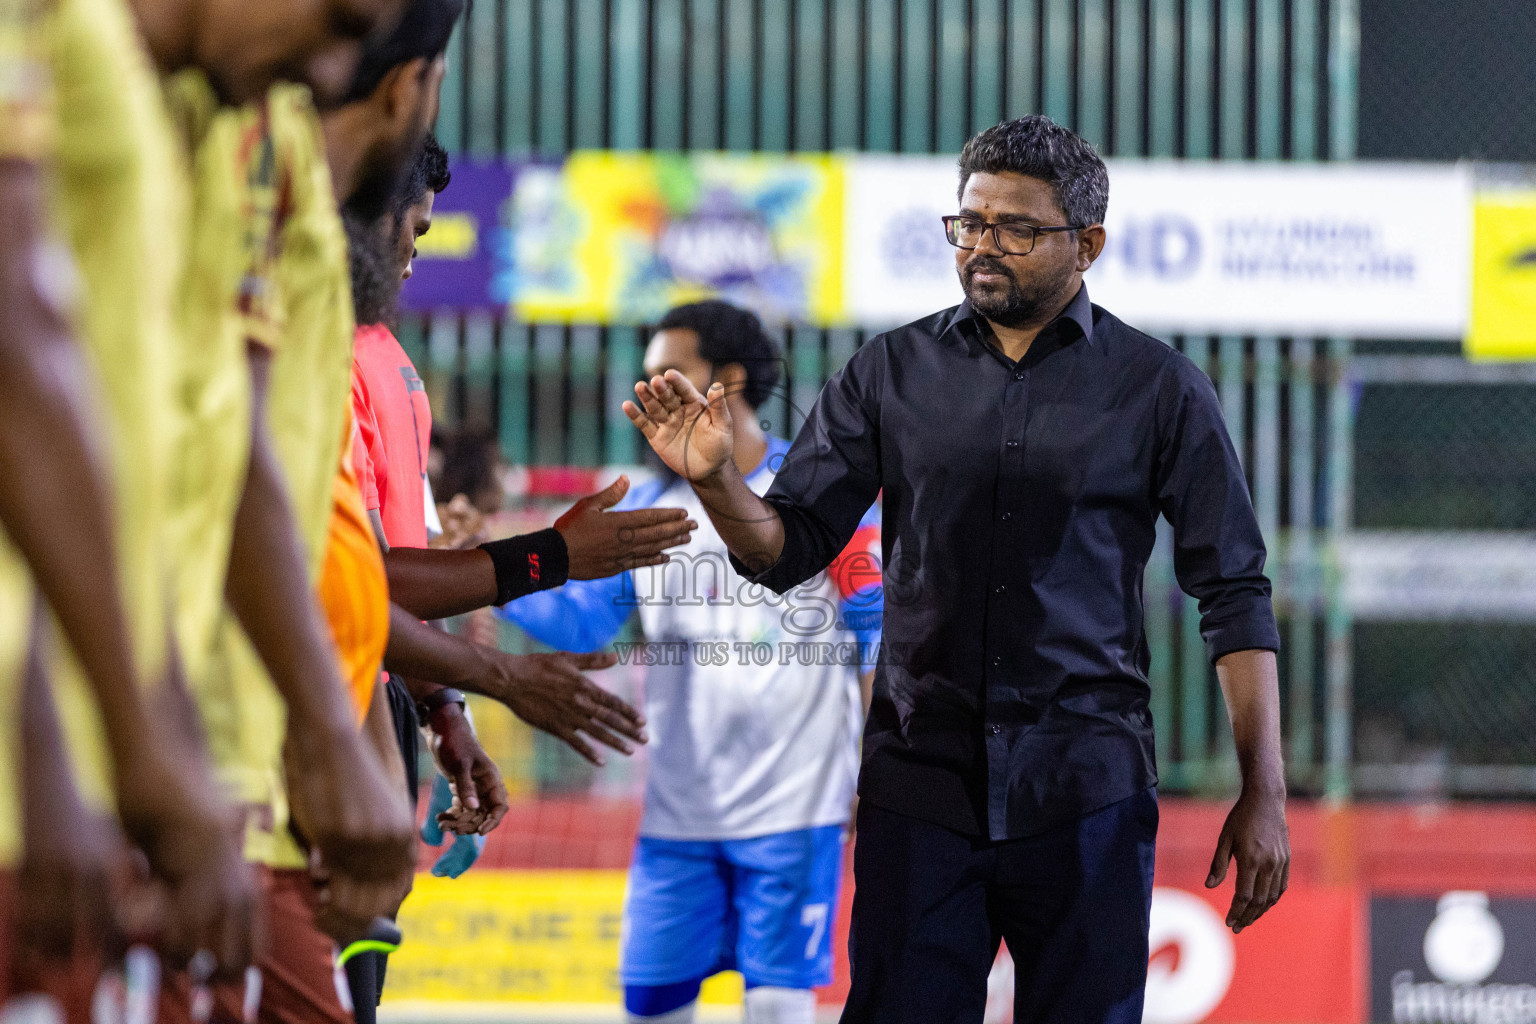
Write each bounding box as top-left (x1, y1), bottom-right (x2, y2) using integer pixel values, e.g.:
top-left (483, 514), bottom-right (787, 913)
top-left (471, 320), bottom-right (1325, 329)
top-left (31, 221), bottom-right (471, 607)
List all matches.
top-left (963, 256), bottom-right (1014, 282)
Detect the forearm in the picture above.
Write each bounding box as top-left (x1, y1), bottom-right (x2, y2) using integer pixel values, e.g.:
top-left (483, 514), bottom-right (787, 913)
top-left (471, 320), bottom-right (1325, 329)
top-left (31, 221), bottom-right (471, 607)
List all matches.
top-left (20, 616), bottom-right (89, 837)
top-left (0, 166), bottom-right (145, 737)
top-left (385, 603), bottom-right (505, 700)
top-left (1215, 649), bottom-right (1286, 795)
top-left (225, 426), bottom-right (355, 737)
top-left (691, 463), bottom-right (786, 574)
top-left (384, 547), bottom-right (499, 620)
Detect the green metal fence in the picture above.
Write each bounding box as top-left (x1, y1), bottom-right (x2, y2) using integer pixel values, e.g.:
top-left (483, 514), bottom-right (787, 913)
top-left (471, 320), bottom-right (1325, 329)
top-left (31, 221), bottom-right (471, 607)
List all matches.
top-left (410, 0), bottom-right (1363, 798)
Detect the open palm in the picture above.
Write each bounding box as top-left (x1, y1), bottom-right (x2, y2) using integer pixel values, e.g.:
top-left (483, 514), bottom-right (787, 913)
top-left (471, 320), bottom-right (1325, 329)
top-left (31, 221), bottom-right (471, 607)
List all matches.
top-left (623, 371), bottom-right (735, 482)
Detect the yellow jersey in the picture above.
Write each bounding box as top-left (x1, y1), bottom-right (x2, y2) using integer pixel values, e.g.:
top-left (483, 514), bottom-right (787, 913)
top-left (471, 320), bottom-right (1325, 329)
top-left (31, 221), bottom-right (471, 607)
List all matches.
top-left (37, 0), bottom-right (187, 812)
top-left (216, 83), bottom-right (361, 867)
top-left (264, 83), bottom-right (356, 560)
top-left (160, 70), bottom-right (307, 828)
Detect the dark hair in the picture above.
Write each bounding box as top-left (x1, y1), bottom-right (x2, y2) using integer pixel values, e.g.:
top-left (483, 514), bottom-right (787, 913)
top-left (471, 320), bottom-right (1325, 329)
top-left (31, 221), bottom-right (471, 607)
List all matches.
top-left (656, 300), bottom-right (782, 410)
top-left (957, 115), bottom-right (1109, 227)
top-left (343, 0), bottom-right (466, 105)
top-left (393, 134), bottom-right (451, 227)
top-left (342, 207), bottom-right (399, 328)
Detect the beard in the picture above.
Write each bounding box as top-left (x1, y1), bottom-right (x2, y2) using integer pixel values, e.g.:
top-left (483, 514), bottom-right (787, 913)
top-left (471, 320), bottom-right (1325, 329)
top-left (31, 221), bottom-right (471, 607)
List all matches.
top-left (343, 208), bottom-right (400, 329)
top-left (958, 255), bottom-right (1076, 329)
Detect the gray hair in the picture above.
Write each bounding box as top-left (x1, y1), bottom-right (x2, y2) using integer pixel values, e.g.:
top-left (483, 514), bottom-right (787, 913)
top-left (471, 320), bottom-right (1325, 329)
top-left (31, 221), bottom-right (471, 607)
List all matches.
top-left (957, 115), bottom-right (1110, 226)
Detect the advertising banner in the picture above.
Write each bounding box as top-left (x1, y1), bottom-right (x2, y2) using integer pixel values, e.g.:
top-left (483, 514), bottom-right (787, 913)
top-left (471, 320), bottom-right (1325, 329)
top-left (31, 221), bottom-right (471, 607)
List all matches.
top-left (842, 159), bottom-right (1472, 338)
top-left (1341, 532), bottom-right (1536, 622)
top-left (384, 871), bottom-right (1360, 1023)
top-left (399, 154), bottom-right (1473, 337)
top-left (381, 871), bottom-right (744, 1013)
top-left (1091, 162), bottom-right (1470, 338)
top-left (400, 160), bottom-right (516, 312)
top-left (978, 886), bottom-right (1363, 1024)
top-left (1371, 893), bottom-right (1536, 1024)
top-left (511, 151), bottom-right (844, 325)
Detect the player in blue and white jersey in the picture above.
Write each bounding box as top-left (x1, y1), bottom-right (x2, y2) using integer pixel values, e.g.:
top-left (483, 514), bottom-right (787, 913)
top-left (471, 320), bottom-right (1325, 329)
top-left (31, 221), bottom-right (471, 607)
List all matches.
top-left (501, 300), bottom-right (882, 1024)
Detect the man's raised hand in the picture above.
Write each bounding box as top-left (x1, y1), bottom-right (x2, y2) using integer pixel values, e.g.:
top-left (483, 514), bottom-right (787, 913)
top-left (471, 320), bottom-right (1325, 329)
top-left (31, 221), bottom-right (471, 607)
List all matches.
top-left (623, 371), bottom-right (734, 483)
top-left (554, 475), bottom-right (697, 580)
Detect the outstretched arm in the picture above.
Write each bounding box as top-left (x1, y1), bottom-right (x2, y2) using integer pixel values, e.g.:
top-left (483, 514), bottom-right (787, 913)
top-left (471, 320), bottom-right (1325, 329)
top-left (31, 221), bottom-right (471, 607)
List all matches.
top-left (385, 603), bottom-right (646, 767)
top-left (383, 476), bottom-right (695, 620)
top-left (627, 354), bottom-right (884, 592)
top-left (624, 371), bottom-right (785, 573)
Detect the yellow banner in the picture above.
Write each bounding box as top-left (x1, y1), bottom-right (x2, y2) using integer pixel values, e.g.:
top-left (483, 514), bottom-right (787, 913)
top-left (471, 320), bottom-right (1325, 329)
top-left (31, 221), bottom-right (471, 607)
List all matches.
top-left (1466, 190), bottom-right (1536, 360)
top-left (382, 870), bottom-right (743, 1009)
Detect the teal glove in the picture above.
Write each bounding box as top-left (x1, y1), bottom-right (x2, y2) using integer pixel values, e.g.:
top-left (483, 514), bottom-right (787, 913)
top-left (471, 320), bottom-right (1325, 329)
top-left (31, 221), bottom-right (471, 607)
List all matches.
top-left (420, 773), bottom-right (486, 879)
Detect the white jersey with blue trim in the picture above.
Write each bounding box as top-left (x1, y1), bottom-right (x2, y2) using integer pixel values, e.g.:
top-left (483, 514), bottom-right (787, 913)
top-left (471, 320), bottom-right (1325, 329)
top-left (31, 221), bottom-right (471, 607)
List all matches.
top-left (501, 435), bottom-right (876, 841)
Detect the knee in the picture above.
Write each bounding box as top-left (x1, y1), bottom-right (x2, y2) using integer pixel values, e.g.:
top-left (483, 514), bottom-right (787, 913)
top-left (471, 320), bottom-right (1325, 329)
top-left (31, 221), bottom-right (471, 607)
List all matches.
top-left (624, 980), bottom-right (702, 1023)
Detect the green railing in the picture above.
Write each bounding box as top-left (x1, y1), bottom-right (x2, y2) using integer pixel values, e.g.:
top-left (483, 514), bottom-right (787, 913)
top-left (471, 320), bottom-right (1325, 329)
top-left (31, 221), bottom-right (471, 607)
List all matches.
top-left (409, 0), bottom-right (1362, 798)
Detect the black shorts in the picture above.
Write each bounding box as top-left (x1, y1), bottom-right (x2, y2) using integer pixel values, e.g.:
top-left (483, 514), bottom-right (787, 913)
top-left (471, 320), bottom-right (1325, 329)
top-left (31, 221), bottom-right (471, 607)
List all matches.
top-left (345, 673), bottom-right (421, 1023)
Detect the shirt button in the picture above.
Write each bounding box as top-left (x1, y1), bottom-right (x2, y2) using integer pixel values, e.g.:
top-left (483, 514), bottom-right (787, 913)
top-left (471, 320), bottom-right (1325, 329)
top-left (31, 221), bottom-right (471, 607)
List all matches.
top-left (1006, 440), bottom-right (1020, 448)
top-left (990, 725), bottom-right (1002, 735)
top-left (991, 655), bottom-right (1003, 667)
top-left (1001, 512), bottom-right (1012, 522)
top-left (994, 584), bottom-right (1006, 594)
top-left (1014, 371), bottom-right (1026, 381)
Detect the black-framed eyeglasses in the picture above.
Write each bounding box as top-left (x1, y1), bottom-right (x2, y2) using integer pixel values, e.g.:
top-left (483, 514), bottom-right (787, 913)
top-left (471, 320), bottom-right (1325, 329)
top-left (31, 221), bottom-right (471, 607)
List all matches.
top-left (941, 215), bottom-right (1082, 256)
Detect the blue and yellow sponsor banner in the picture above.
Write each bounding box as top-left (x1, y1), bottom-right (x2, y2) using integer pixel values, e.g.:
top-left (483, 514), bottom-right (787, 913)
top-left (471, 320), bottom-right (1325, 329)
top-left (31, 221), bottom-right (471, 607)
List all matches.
top-left (381, 870), bottom-right (744, 1012)
top-left (511, 152), bottom-right (845, 326)
top-left (1466, 189), bottom-right (1536, 360)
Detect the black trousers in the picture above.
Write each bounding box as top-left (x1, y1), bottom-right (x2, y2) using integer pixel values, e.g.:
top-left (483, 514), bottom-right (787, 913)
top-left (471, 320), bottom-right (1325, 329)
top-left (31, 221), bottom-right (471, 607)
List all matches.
top-left (344, 675), bottom-right (420, 1024)
top-left (841, 787), bottom-right (1158, 1024)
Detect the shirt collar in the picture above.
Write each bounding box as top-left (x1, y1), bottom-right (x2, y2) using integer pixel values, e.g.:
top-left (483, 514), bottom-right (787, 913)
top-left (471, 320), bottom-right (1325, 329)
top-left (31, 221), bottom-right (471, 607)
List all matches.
top-left (940, 282), bottom-right (1096, 350)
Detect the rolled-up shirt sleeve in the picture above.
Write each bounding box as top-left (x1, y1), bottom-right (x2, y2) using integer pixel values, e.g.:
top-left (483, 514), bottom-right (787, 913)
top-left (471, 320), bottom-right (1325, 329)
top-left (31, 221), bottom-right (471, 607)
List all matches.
top-left (729, 341), bottom-right (885, 594)
top-left (1154, 354), bottom-right (1281, 662)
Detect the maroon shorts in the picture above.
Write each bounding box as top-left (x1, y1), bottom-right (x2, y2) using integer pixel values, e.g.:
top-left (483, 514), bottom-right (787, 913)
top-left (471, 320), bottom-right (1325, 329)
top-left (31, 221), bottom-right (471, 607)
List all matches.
top-left (159, 868), bottom-right (352, 1024)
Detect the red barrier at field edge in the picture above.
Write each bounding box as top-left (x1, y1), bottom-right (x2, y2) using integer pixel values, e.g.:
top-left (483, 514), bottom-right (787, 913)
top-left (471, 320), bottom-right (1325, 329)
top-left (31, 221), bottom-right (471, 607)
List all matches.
top-left (437, 797), bottom-right (1536, 893)
top-left (418, 798), bottom-right (1536, 1023)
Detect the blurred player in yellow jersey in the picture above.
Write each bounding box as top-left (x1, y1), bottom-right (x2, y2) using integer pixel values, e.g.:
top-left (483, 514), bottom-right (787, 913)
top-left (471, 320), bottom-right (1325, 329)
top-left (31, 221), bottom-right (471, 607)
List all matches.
top-left (0, 0), bottom-right (412, 997)
top-left (0, 4), bottom-right (149, 992)
top-left (0, 0), bottom-right (260, 989)
top-left (157, 5), bottom-right (463, 1021)
top-left (121, 0), bottom-right (426, 972)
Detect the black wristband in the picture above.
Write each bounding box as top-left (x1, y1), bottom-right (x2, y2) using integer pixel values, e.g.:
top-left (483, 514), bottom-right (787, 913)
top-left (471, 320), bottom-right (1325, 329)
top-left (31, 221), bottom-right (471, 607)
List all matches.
top-left (415, 687), bottom-right (466, 722)
top-left (479, 527), bottom-right (569, 605)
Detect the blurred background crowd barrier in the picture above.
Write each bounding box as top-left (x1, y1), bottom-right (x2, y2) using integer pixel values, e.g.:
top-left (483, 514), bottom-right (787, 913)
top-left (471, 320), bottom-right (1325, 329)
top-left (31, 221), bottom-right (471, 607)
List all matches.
top-left (380, 1), bottom-right (1536, 1021)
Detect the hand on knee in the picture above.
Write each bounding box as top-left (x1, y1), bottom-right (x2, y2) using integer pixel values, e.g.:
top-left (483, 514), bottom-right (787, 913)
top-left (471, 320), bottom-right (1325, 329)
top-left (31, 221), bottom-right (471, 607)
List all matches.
top-left (743, 985), bottom-right (816, 1024)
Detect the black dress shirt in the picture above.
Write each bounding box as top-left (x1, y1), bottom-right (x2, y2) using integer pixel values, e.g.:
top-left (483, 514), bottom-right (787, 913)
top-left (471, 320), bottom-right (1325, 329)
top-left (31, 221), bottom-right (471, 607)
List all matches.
top-left (734, 284), bottom-right (1280, 841)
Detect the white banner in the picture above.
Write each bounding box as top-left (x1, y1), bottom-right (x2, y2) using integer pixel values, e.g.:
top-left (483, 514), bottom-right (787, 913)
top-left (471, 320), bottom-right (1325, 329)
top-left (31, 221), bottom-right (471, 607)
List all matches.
top-left (1343, 532), bottom-right (1536, 621)
top-left (843, 158), bottom-right (1472, 338)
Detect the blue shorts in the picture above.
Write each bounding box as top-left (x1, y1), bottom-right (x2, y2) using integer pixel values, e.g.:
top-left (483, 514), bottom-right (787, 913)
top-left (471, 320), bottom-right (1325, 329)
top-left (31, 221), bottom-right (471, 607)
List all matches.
top-left (620, 824), bottom-right (846, 990)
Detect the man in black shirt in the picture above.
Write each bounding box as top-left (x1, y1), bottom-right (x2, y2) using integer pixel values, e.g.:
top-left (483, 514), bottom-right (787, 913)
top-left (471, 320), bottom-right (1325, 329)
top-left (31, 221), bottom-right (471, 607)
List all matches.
top-left (623, 115), bottom-right (1289, 1024)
